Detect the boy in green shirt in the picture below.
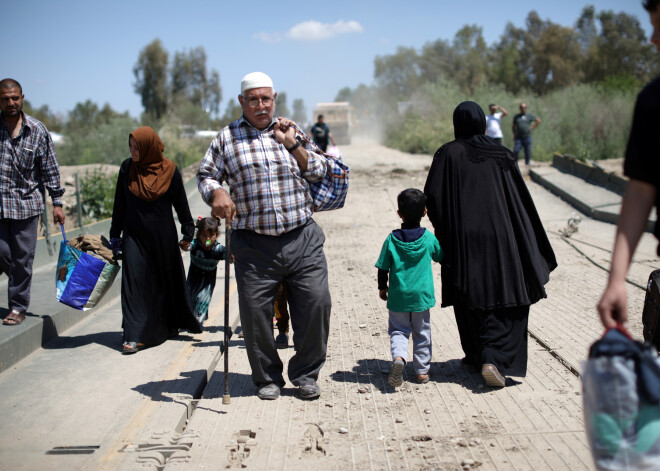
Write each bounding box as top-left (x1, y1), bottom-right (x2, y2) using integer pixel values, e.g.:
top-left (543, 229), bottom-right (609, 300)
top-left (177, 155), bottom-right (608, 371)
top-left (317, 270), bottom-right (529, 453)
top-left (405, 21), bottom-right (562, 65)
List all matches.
top-left (376, 189), bottom-right (444, 387)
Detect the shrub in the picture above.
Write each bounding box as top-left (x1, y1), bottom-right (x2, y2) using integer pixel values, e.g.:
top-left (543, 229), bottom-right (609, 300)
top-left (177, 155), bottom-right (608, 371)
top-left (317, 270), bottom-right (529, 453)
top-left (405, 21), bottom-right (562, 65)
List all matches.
top-left (384, 80), bottom-right (636, 161)
top-left (78, 169), bottom-right (116, 223)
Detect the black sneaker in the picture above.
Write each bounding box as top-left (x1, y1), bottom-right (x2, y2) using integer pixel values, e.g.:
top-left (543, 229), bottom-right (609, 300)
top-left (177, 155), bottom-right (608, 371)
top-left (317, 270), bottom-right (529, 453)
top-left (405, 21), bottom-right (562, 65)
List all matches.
top-left (257, 383), bottom-right (281, 400)
top-left (299, 382), bottom-right (321, 400)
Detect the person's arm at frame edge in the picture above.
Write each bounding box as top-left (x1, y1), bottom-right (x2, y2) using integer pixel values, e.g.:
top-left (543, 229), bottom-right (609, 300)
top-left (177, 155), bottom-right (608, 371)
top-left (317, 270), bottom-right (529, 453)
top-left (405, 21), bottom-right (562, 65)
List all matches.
top-left (597, 178), bottom-right (656, 327)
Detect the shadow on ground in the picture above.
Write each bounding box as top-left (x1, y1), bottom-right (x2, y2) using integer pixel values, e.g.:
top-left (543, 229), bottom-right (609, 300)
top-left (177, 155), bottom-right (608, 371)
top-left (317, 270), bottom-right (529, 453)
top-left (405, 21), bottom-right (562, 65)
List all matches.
top-left (329, 358), bottom-right (512, 394)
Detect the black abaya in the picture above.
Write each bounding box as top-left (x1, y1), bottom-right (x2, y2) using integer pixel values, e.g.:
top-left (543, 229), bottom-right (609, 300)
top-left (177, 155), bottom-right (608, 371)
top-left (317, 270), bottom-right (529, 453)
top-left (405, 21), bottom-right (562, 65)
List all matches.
top-left (110, 159), bottom-right (202, 346)
top-left (424, 101), bottom-right (556, 376)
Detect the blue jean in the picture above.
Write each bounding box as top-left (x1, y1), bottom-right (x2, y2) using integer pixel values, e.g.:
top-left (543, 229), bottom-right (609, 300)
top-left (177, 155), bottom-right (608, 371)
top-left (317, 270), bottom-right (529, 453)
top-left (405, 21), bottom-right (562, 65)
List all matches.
top-left (388, 309), bottom-right (431, 375)
top-left (513, 136), bottom-right (533, 164)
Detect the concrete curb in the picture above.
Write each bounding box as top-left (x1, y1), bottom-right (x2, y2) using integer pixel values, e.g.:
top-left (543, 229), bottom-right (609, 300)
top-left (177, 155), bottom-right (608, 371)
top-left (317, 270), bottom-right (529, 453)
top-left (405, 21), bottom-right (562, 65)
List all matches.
top-left (0, 270), bottom-right (122, 374)
top-left (529, 166), bottom-right (655, 233)
top-left (0, 176), bottom-right (200, 374)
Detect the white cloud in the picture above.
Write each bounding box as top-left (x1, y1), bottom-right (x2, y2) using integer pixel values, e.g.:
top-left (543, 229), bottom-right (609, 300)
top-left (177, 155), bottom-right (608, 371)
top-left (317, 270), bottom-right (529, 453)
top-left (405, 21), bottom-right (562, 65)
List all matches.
top-left (285, 20), bottom-right (363, 41)
top-left (253, 31), bottom-right (282, 43)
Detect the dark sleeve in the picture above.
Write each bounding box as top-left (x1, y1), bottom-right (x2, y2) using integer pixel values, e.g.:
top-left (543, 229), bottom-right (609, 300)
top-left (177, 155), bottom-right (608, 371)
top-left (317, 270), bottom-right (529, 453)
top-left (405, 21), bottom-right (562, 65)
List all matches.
top-left (378, 268), bottom-right (388, 290)
top-left (624, 82), bottom-right (660, 187)
top-left (170, 168), bottom-right (195, 241)
top-left (424, 147), bottom-right (448, 243)
top-left (109, 160), bottom-right (128, 239)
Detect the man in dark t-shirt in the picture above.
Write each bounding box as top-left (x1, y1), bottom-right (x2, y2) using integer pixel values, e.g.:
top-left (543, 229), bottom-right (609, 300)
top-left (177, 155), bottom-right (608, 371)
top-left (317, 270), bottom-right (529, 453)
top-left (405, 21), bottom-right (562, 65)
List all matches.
top-left (512, 103), bottom-right (540, 166)
top-left (310, 115), bottom-right (336, 152)
top-left (598, 0), bottom-right (660, 329)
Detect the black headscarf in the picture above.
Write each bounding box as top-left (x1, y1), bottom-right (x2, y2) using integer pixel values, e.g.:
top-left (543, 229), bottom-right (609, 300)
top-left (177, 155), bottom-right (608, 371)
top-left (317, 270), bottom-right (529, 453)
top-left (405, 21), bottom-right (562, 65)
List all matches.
top-left (453, 101), bottom-right (486, 139)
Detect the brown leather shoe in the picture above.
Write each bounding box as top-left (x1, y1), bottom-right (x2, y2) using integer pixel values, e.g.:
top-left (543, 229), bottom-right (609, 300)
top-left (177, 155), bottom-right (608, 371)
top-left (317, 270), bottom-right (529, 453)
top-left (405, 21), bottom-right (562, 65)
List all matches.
top-left (3, 310), bottom-right (25, 326)
top-left (481, 364), bottom-right (506, 388)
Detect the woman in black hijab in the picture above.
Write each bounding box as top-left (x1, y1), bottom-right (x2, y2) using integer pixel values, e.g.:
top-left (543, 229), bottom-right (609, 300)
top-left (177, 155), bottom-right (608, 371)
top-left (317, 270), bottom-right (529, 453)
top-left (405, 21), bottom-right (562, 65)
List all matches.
top-left (424, 101), bottom-right (557, 387)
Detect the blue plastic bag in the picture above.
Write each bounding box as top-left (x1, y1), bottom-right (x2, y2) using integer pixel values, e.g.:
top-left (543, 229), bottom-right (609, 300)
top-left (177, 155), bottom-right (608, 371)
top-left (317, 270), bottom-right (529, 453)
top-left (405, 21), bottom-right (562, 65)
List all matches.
top-left (55, 226), bottom-right (120, 311)
top-left (582, 325), bottom-right (660, 470)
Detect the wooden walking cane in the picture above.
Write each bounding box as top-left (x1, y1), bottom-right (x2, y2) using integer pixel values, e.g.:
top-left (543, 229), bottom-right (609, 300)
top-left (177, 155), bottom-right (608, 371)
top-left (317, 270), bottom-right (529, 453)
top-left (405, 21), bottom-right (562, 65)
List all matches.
top-left (222, 218), bottom-right (231, 405)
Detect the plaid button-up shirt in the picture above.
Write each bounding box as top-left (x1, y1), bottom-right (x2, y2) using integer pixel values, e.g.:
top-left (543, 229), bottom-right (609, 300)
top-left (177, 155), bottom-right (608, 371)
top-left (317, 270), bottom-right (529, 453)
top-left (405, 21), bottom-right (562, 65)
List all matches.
top-left (197, 116), bottom-right (326, 236)
top-left (0, 112), bottom-right (64, 220)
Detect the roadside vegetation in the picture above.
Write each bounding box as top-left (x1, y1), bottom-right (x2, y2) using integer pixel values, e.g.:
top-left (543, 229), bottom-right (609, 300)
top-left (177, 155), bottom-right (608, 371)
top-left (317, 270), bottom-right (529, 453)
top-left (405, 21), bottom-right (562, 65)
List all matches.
top-left (335, 5), bottom-right (659, 160)
top-left (24, 4), bottom-right (659, 224)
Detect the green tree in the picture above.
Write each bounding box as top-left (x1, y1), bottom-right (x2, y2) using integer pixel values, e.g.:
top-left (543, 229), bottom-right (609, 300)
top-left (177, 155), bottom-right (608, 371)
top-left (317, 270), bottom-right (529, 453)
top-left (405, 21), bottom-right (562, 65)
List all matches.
top-left (418, 38), bottom-right (453, 84)
top-left (593, 9), bottom-right (660, 83)
top-left (489, 33), bottom-right (523, 94)
top-left (170, 46), bottom-right (222, 116)
top-left (374, 46), bottom-right (420, 100)
top-left (504, 11), bottom-right (583, 95)
top-left (133, 39), bottom-right (169, 120)
top-left (450, 25), bottom-right (489, 94)
top-left (23, 101), bottom-right (64, 132)
top-left (57, 114), bottom-right (139, 165)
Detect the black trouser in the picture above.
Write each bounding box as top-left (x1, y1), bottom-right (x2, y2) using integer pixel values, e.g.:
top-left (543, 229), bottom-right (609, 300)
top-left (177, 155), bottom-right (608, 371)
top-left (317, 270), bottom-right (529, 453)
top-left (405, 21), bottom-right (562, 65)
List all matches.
top-left (0, 216), bottom-right (39, 313)
top-left (232, 219), bottom-right (331, 387)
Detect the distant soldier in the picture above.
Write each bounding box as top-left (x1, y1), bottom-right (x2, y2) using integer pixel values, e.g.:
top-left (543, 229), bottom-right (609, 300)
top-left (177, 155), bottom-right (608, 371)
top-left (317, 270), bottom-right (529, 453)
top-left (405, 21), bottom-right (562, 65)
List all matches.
top-left (0, 78), bottom-right (66, 326)
top-left (310, 114), bottom-right (336, 152)
top-left (598, 0), bottom-right (660, 328)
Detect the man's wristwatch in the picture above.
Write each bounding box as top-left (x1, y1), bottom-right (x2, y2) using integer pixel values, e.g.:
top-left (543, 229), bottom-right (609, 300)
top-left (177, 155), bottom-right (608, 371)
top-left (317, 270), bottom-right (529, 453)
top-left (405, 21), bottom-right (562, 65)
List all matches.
top-left (286, 140), bottom-right (301, 153)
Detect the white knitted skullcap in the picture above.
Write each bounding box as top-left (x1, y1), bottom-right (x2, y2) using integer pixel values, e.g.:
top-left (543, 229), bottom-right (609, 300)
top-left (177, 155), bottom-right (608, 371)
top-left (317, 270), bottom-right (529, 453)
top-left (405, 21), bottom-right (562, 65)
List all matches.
top-left (240, 72), bottom-right (274, 94)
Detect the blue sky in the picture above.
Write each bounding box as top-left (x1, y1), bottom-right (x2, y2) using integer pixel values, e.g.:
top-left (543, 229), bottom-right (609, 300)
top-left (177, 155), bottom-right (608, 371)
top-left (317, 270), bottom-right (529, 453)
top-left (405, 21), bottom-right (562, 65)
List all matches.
top-left (6, 0), bottom-right (653, 124)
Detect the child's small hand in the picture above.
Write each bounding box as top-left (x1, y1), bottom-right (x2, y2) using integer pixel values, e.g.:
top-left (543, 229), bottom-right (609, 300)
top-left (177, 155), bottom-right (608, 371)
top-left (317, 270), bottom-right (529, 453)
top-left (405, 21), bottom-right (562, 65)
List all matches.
top-left (179, 240), bottom-right (191, 251)
top-left (379, 289), bottom-right (388, 301)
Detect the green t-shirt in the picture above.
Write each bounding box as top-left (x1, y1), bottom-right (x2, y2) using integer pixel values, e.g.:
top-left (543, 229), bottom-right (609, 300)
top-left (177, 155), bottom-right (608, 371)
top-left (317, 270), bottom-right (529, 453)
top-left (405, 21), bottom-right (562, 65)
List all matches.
top-left (375, 229), bottom-right (443, 312)
top-left (513, 113), bottom-right (537, 138)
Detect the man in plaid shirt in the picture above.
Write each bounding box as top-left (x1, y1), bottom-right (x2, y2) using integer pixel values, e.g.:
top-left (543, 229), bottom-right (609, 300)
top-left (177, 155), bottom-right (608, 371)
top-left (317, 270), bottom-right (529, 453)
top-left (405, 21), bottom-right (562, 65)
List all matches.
top-left (197, 72), bottom-right (331, 401)
top-left (0, 79), bottom-right (65, 326)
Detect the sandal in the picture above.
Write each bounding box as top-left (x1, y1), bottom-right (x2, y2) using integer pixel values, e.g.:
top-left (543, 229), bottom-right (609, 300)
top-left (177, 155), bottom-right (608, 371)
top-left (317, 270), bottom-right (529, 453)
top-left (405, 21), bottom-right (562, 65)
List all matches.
top-left (3, 310), bottom-right (25, 326)
top-left (122, 342), bottom-right (139, 354)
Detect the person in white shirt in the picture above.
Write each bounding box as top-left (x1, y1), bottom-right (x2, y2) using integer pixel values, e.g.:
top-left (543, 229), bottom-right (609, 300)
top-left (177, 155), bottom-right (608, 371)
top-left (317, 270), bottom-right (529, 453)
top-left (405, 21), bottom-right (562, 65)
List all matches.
top-left (485, 104), bottom-right (508, 145)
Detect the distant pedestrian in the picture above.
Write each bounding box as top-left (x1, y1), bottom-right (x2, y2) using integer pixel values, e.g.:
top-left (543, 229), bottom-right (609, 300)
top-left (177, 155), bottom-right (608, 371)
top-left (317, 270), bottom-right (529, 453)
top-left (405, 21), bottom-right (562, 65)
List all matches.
top-left (512, 103), bottom-right (541, 166)
top-left (376, 188), bottom-right (443, 387)
top-left (425, 101), bottom-right (556, 388)
top-left (485, 104), bottom-right (508, 145)
top-left (0, 78), bottom-right (66, 326)
top-left (186, 217), bottom-right (226, 325)
top-left (598, 0), bottom-right (660, 329)
top-left (310, 114), bottom-right (336, 152)
top-left (110, 126), bottom-right (202, 354)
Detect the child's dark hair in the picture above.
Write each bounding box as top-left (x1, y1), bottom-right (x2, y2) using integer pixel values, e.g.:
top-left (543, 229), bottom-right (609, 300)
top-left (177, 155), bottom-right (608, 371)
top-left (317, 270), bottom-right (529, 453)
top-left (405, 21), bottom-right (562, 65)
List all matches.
top-left (397, 188), bottom-right (426, 223)
top-left (195, 216), bottom-right (220, 237)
